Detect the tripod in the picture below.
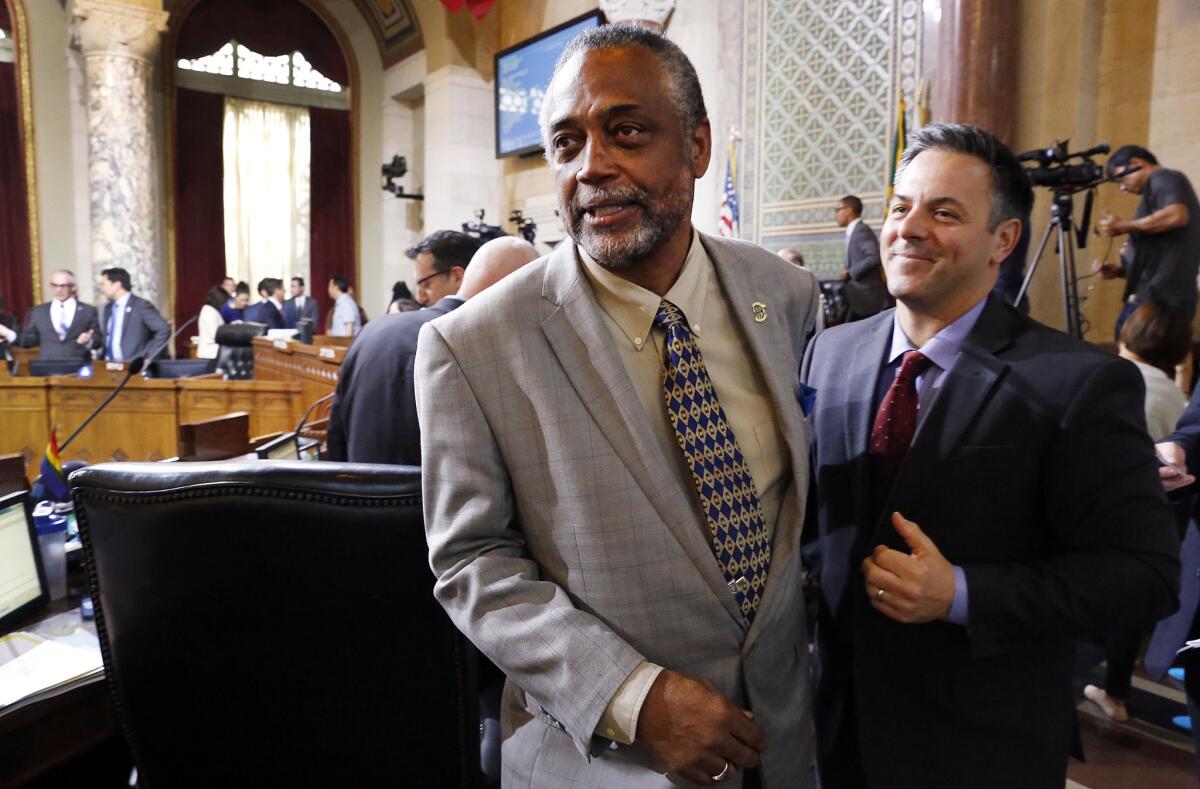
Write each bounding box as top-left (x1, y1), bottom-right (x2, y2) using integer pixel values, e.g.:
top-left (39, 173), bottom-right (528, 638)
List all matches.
top-left (1016, 188), bottom-right (1092, 339)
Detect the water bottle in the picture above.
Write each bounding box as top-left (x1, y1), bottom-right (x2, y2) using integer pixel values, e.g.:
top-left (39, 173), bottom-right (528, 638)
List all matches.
top-left (32, 500), bottom-right (68, 600)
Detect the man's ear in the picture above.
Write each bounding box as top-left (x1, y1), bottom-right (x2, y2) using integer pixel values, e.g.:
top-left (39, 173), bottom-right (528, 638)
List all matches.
top-left (991, 217), bottom-right (1022, 265)
top-left (691, 119), bottom-right (712, 179)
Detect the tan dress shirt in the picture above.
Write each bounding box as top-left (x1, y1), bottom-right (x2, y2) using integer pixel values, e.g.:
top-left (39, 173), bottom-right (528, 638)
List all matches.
top-left (579, 230), bottom-right (792, 744)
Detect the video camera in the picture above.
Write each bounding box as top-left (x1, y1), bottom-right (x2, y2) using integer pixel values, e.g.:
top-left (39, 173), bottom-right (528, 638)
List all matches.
top-left (1018, 141), bottom-right (1112, 190)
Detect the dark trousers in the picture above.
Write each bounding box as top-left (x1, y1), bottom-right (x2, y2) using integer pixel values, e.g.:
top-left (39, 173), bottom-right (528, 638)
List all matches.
top-left (1102, 628), bottom-right (1143, 700)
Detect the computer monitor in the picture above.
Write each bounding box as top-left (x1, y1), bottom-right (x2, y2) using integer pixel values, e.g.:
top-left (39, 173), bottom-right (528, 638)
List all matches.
top-left (28, 360), bottom-right (92, 377)
top-left (0, 490), bottom-right (48, 632)
top-left (255, 432), bottom-right (322, 461)
top-left (296, 317), bottom-right (314, 345)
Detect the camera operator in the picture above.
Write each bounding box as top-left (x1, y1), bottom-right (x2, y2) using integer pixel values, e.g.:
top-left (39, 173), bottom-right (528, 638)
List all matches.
top-left (1096, 145), bottom-right (1200, 337)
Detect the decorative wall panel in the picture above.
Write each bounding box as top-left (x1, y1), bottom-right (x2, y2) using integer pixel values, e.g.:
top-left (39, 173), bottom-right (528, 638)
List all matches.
top-left (740, 0), bottom-right (923, 278)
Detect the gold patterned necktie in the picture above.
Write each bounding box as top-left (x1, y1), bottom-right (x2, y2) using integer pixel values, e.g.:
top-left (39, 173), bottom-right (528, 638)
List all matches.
top-left (654, 299), bottom-right (772, 622)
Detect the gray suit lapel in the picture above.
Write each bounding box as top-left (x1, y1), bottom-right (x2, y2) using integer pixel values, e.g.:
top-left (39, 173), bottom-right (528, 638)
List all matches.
top-left (846, 313), bottom-right (892, 460)
top-left (539, 242), bottom-right (745, 625)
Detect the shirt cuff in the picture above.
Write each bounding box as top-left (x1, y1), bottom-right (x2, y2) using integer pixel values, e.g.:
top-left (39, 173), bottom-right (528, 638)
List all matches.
top-left (946, 565), bottom-right (969, 625)
top-left (596, 661), bottom-right (664, 745)
top-left (0, 325), bottom-right (14, 343)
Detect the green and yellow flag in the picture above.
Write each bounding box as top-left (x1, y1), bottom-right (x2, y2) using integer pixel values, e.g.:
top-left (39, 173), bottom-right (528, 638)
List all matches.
top-left (886, 97), bottom-right (907, 204)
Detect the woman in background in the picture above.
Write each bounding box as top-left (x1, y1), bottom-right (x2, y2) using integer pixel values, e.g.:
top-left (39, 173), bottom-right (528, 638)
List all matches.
top-left (220, 282), bottom-right (250, 323)
top-left (387, 281), bottom-right (421, 314)
top-left (196, 285), bottom-right (228, 360)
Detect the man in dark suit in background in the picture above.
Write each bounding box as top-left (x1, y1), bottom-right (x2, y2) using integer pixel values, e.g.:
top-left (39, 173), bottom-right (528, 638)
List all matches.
top-left (243, 278), bottom-right (286, 330)
top-left (802, 123), bottom-right (1180, 788)
top-left (16, 269), bottom-right (101, 361)
top-left (282, 276), bottom-right (319, 330)
top-left (835, 194), bottom-right (890, 320)
top-left (99, 267), bottom-right (170, 361)
top-left (327, 237), bottom-right (539, 465)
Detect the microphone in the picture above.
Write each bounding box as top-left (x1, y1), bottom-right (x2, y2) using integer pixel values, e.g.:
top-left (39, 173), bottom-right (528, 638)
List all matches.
top-left (59, 356), bottom-right (146, 452)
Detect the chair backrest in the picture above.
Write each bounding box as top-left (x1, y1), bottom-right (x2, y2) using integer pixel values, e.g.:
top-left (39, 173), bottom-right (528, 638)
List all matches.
top-left (71, 461), bottom-right (481, 788)
top-left (214, 322), bottom-right (267, 380)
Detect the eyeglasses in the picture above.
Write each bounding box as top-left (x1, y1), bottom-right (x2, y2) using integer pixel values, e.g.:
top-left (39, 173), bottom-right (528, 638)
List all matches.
top-left (415, 268), bottom-right (448, 287)
top-left (49, 282), bottom-right (73, 289)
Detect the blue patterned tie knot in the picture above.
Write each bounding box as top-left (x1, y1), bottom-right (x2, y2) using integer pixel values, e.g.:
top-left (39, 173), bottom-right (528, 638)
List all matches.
top-left (653, 299), bottom-right (772, 622)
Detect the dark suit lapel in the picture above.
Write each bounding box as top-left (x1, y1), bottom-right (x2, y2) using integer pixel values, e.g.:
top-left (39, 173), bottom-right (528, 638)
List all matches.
top-left (64, 304), bottom-right (87, 340)
top-left (540, 242), bottom-right (746, 626)
top-left (882, 296), bottom-right (1015, 529)
top-left (845, 312), bottom-right (892, 460)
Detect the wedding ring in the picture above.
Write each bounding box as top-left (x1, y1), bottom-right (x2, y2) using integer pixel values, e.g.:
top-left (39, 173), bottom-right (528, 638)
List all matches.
top-left (712, 761), bottom-right (731, 783)
top-left (875, 586), bottom-right (885, 600)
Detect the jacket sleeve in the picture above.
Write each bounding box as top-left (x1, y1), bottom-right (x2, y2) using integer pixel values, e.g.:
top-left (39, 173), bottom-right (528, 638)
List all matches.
top-left (963, 357), bottom-right (1181, 656)
top-left (18, 309), bottom-right (39, 348)
top-left (415, 322), bottom-right (645, 756)
top-left (141, 300), bottom-right (172, 358)
top-left (847, 225), bottom-right (882, 281)
top-left (1166, 385), bottom-right (1200, 471)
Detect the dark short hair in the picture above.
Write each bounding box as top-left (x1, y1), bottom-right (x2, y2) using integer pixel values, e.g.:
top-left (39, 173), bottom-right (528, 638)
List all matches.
top-left (257, 277), bottom-right (283, 296)
top-left (204, 285), bottom-right (229, 310)
top-left (1108, 145), bottom-right (1159, 176)
top-left (235, 281), bottom-right (250, 296)
top-left (291, 276), bottom-right (305, 287)
top-left (101, 267), bottom-right (132, 291)
top-left (896, 123), bottom-right (1033, 231)
top-left (221, 276), bottom-right (234, 284)
top-left (838, 195), bottom-right (863, 216)
top-left (542, 24), bottom-right (707, 147)
top-left (405, 230), bottom-right (482, 273)
top-left (330, 275), bottom-right (350, 293)
top-left (1120, 298), bottom-right (1192, 375)
top-left (392, 281), bottom-right (414, 302)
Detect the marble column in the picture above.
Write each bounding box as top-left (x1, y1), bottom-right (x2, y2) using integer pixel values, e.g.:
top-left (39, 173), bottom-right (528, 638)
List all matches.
top-left (598, 0), bottom-right (676, 31)
top-left (69, 0), bottom-right (168, 305)
top-left (933, 0), bottom-right (1019, 145)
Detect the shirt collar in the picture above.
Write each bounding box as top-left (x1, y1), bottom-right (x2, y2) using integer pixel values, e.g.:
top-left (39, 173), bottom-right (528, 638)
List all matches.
top-left (269, 296), bottom-right (282, 310)
top-left (887, 296), bottom-right (988, 370)
top-left (845, 217), bottom-right (861, 238)
top-left (578, 227), bottom-right (709, 351)
top-left (114, 292), bottom-right (131, 310)
top-left (55, 297), bottom-right (76, 310)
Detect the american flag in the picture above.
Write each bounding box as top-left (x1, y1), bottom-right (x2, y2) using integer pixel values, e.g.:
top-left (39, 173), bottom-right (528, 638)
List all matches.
top-left (719, 148), bottom-right (739, 238)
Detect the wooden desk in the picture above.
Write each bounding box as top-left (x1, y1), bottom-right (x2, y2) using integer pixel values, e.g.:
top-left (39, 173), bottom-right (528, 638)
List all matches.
top-left (0, 376), bottom-right (304, 481)
top-left (10, 345), bottom-right (38, 373)
top-left (253, 337), bottom-right (345, 410)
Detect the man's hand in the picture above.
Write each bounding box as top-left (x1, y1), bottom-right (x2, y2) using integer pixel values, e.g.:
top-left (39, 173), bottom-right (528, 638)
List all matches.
top-left (637, 669), bottom-right (766, 784)
top-left (1155, 440), bottom-right (1195, 492)
top-left (862, 512), bottom-right (955, 623)
top-left (839, 270), bottom-right (850, 282)
top-left (1098, 213), bottom-right (1131, 237)
top-left (1093, 259), bottom-right (1123, 280)
top-left (76, 329), bottom-right (93, 346)
top-left (0, 324), bottom-right (15, 344)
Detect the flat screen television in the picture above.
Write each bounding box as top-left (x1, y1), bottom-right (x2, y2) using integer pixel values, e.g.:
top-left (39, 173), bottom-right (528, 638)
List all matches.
top-left (494, 10), bottom-right (603, 159)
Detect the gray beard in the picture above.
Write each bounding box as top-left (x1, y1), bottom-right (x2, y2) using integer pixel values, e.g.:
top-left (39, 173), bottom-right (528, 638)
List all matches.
top-left (564, 183), bottom-right (692, 271)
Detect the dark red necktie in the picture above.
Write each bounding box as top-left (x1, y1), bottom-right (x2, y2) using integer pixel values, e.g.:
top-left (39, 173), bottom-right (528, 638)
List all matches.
top-left (870, 350), bottom-right (934, 499)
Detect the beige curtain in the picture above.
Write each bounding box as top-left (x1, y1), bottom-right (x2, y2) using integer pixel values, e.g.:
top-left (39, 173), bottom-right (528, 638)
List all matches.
top-left (222, 97), bottom-right (311, 290)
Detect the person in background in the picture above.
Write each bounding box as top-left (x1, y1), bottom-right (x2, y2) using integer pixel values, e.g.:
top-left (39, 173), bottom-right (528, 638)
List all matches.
top-left (220, 276), bottom-right (236, 300)
top-left (282, 276), bottom-right (319, 330)
top-left (99, 267), bottom-right (171, 361)
top-left (0, 291), bottom-right (17, 349)
top-left (15, 270), bottom-right (102, 362)
top-left (243, 278), bottom-right (285, 330)
top-left (196, 286), bottom-right (227, 360)
top-left (327, 275), bottom-right (361, 337)
top-left (387, 281), bottom-right (422, 314)
top-left (835, 194), bottom-right (890, 320)
top-left (778, 247), bottom-right (805, 267)
top-left (221, 282), bottom-right (250, 323)
top-left (406, 230), bottom-right (482, 306)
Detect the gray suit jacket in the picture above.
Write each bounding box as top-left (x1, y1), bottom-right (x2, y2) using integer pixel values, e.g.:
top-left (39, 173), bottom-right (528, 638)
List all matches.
top-left (101, 294), bottom-right (171, 361)
top-left (416, 233), bottom-right (821, 788)
top-left (20, 301), bottom-right (102, 361)
top-left (844, 221), bottom-right (889, 319)
top-left (282, 296), bottom-right (319, 330)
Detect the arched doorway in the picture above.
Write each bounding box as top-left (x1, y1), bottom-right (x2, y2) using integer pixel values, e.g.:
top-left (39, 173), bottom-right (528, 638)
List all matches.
top-left (164, 0), bottom-right (360, 346)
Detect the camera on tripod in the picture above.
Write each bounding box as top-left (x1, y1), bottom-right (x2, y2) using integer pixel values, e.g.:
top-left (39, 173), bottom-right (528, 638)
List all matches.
top-left (1018, 141), bottom-right (1110, 190)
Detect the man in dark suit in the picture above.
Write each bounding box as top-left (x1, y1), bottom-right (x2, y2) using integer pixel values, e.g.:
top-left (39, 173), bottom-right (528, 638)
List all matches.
top-left (99, 267), bottom-right (170, 362)
top-left (243, 278), bottom-right (286, 330)
top-left (282, 276), bottom-right (319, 330)
top-left (16, 269), bottom-right (101, 361)
top-left (835, 194), bottom-right (890, 320)
top-left (328, 237), bottom-right (539, 465)
top-left (802, 123), bottom-right (1180, 788)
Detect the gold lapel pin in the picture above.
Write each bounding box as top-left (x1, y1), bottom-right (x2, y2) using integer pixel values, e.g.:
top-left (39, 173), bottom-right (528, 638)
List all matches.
top-left (751, 302), bottom-right (768, 323)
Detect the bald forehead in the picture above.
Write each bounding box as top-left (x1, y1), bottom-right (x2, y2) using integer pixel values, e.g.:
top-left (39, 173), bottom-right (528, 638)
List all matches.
top-left (544, 46), bottom-right (671, 128)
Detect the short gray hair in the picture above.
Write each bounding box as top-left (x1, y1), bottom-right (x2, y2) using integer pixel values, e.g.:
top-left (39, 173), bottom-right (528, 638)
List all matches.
top-left (51, 269), bottom-right (76, 283)
top-left (540, 24), bottom-right (707, 151)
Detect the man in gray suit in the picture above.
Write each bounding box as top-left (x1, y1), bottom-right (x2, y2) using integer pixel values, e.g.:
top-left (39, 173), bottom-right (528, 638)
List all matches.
top-left (99, 267), bottom-right (170, 361)
top-left (417, 25), bottom-right (820, 788)
top-left (835, 195), bottom-right (889, 320)
top-left (282, 276), bottom-right (320, 330)
top-left (16, 270), bottom-right (101, 361)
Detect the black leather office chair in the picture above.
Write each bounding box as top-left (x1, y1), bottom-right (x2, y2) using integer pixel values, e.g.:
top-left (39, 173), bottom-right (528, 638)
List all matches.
top-left (214, 322), bottom-right (266, 380)
top-left (72, 462), bottom-right (484, 788)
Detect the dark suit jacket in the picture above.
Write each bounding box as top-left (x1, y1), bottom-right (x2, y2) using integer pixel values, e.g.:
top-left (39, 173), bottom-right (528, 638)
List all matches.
top-left (801, 295), bottom-right (1180, 789)
top-left (844, 220), bottom-right (889, 319)
top-left (243, 300), bottom-right (285, 330)
top-left (282, 296), bottom-right (319, 330)
top-left (19, 301), bottom-right (102, 362)
top-left (101, 295), bottom-right (171, 361)
top-left (326, 297), bottom-right (463, 465)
